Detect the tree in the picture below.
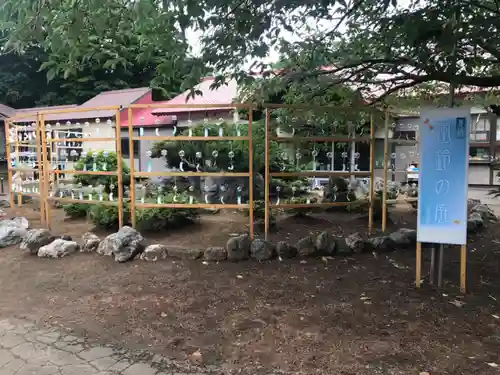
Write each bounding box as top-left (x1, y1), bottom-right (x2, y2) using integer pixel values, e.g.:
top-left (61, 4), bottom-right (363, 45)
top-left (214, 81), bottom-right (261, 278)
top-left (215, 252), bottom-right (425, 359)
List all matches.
top-left (194, 0), bottom-right (500, 104)
top-left (8, 0), bottom-right (500, 105)
top-left (0, 0), bottom-right (207, 106)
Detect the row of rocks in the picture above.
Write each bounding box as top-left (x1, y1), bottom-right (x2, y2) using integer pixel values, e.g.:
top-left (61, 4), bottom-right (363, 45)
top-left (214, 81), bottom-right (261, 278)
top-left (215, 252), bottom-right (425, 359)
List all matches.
top-left (3, 202), bottom-right (495, 263)
top-left (137, 227), bottom-right (417, 263)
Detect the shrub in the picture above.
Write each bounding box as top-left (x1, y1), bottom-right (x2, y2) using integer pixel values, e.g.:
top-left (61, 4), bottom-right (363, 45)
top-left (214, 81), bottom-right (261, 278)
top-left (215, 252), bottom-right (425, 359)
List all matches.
top-left (135, 192), bottom-right (199, 232)
top-left (89, 203), bottom-right (127, 230)
top-left (284, 196), bottom-right (320, 217)
top-left (73, 151), bottom-right (130, 194)
top-left (87, 192), bottom-right (199, 231)
top-left (63, 203), bottom-right (91, 219)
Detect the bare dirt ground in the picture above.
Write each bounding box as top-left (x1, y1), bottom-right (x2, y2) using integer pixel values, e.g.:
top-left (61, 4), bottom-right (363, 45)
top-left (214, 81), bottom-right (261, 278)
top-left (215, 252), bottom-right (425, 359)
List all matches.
top-left (0, 204), bottom-right (500, 374)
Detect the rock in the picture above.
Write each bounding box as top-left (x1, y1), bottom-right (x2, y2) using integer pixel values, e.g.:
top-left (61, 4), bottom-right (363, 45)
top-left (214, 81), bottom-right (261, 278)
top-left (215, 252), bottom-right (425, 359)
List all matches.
top-left (0, 222), bottom-right (27, 248)
top-left (296, 235), bottom-right (317, 257)
top-left (20, 229), bottom-right (55, 255)
top-left (167, 246), bottom-right (203, 260)
top-left (468, 212), bottom-right (484, 233)
top-left (315, 230), bottom-right (336, 255)
top-left (140, 244), bottom-right (168, 261)
top-left (203, 246), bottom-right (227, 261)
top-left (276, 241), bottom-right (297, 259)
top-left (345, 232), bottom-right (365, 253)
top-left (81, 232), bottom-right (100, 252)
top-left (250, 239), bottom-right (276, 261)
top-left (61, 235), bottom-right (72, 241)
top-left (388, 230), bottom-right (410, 246)
top-left (12, 217), bottom-right (29, 229)
top-left (467, 218), bottom-right (479, 233)
top-left (397, 228), bottom-right (417, 242)
top-left (189, 349), bottom-right (203, 365)
top-left (367, 236), bottom-right (395, 252)
top-left (38, 239), bottom-right (79, 258)
top-left (226, 234), bottom-right (251, 261)
top-left (97, 226), bottom-right (144, 263)
top-left (471, 204), bottom-right (497, 221)
top-left (388, 228), bottom-right (417, 246)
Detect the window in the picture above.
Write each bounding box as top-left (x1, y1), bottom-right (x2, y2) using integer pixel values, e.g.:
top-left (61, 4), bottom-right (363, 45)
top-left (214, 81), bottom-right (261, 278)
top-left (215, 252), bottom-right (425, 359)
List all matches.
top-left (121, 138), bottom-right (140, 158)
top-left (469, 147), bottom-right (490, 161)
top-left (470, 117), bottom-right (490, 142)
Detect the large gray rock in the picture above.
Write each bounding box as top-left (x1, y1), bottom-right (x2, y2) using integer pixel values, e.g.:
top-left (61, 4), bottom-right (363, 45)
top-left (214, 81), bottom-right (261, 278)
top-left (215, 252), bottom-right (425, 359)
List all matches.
top-left (140, 244), bottom-right (168, 261)
top-left (97, 226), bottom-right (144, 263)
top-left (367, 236), bottom-right (395, 252)
top-left (81, 232), bottom-right (100, 252)
top-left (468, 212), bottom-right (483, 233)
top-left (397, 228), bottom-right (417, 242)
top-left (471, 204), bottom-right (497, 221)
top-left (226, 234), bottom-right (251, 261)
top-left (315, 230), bottom-right (336, 255)
top-left (345, 232), bottom-right (365, 253)
top-left (20, 229), bottom-right (55, 255)
top-left (0, 220), bottom-right (28, 248)
top-left (3, 217), bottom-right (29, 230)
top-left (388, 228), bottom-right (417, 247)
top-left (296, 235), bottom-right (317, 257)
top-left (276, 241), bottom-right (297, 259)
top-left (250, 239), bottom-right (276, 261)
top-left (167, 246), bottom-right (203, 260)
top-left (203, 246), bottom-right (227, 261)
top-left (38, 239), bottom-right (79, 258)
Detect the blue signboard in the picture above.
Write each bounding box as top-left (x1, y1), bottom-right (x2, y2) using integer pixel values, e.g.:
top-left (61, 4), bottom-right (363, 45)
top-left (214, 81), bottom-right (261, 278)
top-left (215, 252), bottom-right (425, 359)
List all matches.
top-left (417, 108), bottom-right (470, 245)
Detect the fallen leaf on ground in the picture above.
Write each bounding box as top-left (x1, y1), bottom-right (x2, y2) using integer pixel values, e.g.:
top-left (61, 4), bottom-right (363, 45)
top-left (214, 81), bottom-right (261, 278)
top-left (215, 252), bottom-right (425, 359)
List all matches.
top-left (449, 300), bottom-right (466, 307)
top-left (300, 260), bottom-right (307, 264)
top-left (236, 275), bottom-right (243, 279)
top-left (202, 261), bottom-right (209, 265)
top-left (487, 362), bottom-right (499, 368)
top-left (493, 315), bottom-right (500, 319)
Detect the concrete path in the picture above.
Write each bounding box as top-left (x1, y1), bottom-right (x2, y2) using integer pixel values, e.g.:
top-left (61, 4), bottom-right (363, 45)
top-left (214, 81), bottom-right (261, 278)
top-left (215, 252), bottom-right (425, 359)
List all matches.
top-left (0, 318), bottom-right (212, 375)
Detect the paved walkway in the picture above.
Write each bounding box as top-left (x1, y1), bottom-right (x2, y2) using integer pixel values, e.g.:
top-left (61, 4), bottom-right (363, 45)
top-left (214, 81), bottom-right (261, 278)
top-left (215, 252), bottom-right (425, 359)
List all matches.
top-left (0, 318), bottom-right (211, 375)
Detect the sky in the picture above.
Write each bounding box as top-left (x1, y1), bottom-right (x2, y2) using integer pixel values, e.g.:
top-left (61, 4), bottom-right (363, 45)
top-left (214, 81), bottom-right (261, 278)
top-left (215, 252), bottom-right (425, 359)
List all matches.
top-left (185, 0), bottom-right (414, 69)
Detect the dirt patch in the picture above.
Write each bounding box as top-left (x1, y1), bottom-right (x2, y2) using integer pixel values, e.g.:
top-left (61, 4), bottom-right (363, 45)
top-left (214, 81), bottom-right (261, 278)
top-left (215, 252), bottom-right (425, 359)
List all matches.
top-left (0, 204), bottom-right (500, 374)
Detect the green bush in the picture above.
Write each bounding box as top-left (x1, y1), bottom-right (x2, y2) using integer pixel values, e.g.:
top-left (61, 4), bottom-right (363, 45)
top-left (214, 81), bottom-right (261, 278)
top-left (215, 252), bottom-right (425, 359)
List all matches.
top-left (73, 151), bottom-right (130, 194)
top-left (87, 192), bottom-right (199, 231)
top-left (135, 192), bottom-right (199, 232)
top-left (63, 203), bottom-right (91, 219)
top-left (89, 203), bottom-right (127, 230)
top-left (284, 196), bottom-right (320, 216)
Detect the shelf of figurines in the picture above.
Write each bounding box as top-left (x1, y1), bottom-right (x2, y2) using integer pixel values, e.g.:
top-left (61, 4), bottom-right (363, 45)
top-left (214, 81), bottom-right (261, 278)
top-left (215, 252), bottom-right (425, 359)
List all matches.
top-left (132, 123), bottom-right (250, 141)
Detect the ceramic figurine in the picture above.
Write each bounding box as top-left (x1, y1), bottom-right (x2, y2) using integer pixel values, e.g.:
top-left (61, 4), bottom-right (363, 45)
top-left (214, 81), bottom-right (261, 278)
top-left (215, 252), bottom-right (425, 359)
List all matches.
top-left (145, 150), bottom-right (152, 172)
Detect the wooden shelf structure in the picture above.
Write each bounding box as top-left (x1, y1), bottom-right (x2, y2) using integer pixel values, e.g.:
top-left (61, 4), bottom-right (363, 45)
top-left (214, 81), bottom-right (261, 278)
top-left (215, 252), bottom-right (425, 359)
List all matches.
top-left (127, 103), bottom-right (256, 239)
top-left (263, 104), bottom-right (379, 240)
top-left (5, 106), bottom-right (124, 230)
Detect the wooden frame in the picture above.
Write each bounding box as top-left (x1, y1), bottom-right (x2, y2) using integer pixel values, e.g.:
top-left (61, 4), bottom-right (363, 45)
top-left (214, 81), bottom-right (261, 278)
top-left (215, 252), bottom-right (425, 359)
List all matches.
top-left (381, 111), bottom-right (420, 232)
top-left (263, 104), bottom-right (377, 240)
top-left (127, 103), bottom-right (255, 239)
top-left (5, 117), bottom-right (46, 225)
top-left (16, 107), bottom-right (125, 230)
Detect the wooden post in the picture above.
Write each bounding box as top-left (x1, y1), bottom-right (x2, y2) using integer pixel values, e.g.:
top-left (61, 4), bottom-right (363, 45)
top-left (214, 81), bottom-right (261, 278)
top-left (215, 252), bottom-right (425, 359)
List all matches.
top-left (128, 107), bottom-right (136, 228)
top-left (416, 241), bottom-right (422, 288)
top-left (460, 244), bottom-right (467, 293)
top-left (39, 114), bottom-right (51, 229)
top-left (14, 122), bottom-right (21, 207)
top-left (248, 106), bottom-right (254, 240)
top-left (35, 113), bottom-right (45, 227)
top-left (382, 110), bottom-right (389, 231)
top-left (368, 114), bottom-right (375, 234)
top-left (115, 109), bottom-right (124, 228)
top-left (264, 109), bottom-right (270, 240)
top-left (4, 119), bottom-right (13, 208)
